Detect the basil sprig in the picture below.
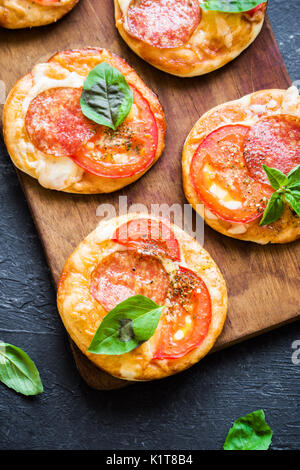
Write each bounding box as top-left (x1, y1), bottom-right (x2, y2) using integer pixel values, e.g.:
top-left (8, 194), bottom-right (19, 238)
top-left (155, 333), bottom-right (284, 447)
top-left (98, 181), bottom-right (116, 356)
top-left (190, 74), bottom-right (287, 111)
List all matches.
top-left (200, 1), bottom-right (265, 12)
top-left (224, 409), bottom-right (273, 450)
top-left (80, 62), bottom-right (133, 130)
top-left (0, 343), bottom-right (43, 396)
top-left (88, 295), bottom-right (164, 355)
top-left (260, 164), bottom-right (300, 226)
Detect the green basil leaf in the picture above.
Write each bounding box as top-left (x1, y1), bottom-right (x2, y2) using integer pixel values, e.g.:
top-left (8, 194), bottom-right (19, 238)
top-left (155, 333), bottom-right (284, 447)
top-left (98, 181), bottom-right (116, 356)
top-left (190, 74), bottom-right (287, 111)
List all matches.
top-left (200, 1), bottom-right (265, 13)
top-left (285, 191), bottom-right (300, 217)
top-left (287, 183), bottom-right (300, 191)
top-left (0, 343), bottom-right (43, 396)
top-left (287, 164), bottom-right (300, 189)
top-left (88, 295), bottom-right (164, 355)
top-left (288, 189), bottom-right (300, 200)
top-left (262, 164), bottom-right (289, 190)
top-left (259, 191), bottom-right (284, 226)
top-left (80, 62), bottom-right (133, 130)
top-left (223, 410), bottom-right (273, 450)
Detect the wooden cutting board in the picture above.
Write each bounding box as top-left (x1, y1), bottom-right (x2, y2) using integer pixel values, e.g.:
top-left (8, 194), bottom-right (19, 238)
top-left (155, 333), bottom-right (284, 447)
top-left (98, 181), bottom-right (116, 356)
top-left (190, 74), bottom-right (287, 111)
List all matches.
top-left (1, 2), bottom-right (299, 389)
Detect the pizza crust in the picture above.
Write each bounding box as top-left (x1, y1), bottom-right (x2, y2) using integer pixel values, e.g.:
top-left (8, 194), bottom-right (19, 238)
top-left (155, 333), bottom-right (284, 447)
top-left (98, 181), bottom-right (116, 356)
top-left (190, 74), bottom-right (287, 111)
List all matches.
top-left (182, 87), bottom-right (300, 244)
top-left (114, 1), bottom-right (266, 77)
top-left (3, 48), bottom-right (166, 194)
top-left (57, 213), bottom-right (228, 381)
top-left (0, 0), bottom-right (79, 28)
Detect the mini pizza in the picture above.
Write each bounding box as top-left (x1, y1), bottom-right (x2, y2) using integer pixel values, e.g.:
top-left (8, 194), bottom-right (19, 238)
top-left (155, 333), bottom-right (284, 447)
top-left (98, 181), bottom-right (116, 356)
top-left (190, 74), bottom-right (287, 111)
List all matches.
top-left (3, 48), bottom-right (165, 193)
top-left (183, 87), bottom-right (300, 244)
top-left (114, 0), bottom-right (267, 77)
top-left (57, 214), bottom-right (227, 382)
top-left (0, 0), bottom-right (78, 29)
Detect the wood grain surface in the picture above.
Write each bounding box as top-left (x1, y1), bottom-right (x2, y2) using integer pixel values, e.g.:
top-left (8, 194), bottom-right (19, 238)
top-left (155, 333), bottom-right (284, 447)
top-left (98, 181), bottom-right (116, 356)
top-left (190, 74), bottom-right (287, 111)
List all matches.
top-left (0, 1), bottom-right (299, 389)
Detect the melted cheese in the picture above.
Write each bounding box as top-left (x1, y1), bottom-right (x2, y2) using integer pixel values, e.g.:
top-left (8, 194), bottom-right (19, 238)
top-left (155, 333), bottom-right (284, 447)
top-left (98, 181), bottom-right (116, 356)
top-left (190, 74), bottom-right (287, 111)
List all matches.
top-left (174, 315), bottom-right (193, 341)
top-left (203, 164), bottom-right (242, 210)
top-left (209, 183), bottom-right (242, 210)
top-left (228, 224), bottom-right (247, 235)
top-left (282, 86), bottom-right (300, 115)
top-left (127, 103), bottom-right (139, 121)
top-left (241, 86), bottom-right (300, 121)
top-left (118, 0), bottom-right (132, 15)
top-left (205, 208), bottom-right (218, 221)
top-left (113, 153), bottom-right (130, 164)
top-left (174, 330), bottom-right (184, 341)
top-left (215, 15), bottom-right (233, 49)
top-left (34, 156), bottom-right (83, 191)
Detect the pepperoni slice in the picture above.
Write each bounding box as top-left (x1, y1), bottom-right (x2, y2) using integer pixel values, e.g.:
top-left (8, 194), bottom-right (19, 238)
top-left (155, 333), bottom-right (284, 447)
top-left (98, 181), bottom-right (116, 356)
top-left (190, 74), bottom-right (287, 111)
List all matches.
top-left (90, 250), bottom-right (169, 312)
top-left (113, 218), bottom-right (180, 261)
top-left (153, 267), bottom-right (211, 360)
top-left (243, 115), bottom-right (300, 186)
top-left (25, 87), bottom-right (97, 157)
top-left (71, 85), bottom-right (158, 178)
top-left (124, 0), bottom-right (201, 49)
top-left (190, 125), bottom-right (273, 223)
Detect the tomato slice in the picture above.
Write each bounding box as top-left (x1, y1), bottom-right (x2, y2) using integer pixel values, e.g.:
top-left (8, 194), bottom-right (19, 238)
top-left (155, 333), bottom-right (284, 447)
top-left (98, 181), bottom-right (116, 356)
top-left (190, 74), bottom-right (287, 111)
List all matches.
top-left (113, 218), bottom-right (180, 261)
top-left (246, 3), bottom-right (266, 16)
top-left (70, 85), bottom-right (158, 178)
top-left (153, 266), bottom-right (211, 360)
top-left (243, 114), bottom-right (300, 186)
top-left (190, 124), bottom-right (273, 224)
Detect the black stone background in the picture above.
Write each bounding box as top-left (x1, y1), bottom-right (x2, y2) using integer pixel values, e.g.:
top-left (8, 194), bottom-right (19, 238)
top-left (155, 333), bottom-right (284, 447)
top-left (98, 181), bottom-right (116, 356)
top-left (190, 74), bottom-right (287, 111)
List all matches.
top-left (0, 0), bottom-right (299, 450)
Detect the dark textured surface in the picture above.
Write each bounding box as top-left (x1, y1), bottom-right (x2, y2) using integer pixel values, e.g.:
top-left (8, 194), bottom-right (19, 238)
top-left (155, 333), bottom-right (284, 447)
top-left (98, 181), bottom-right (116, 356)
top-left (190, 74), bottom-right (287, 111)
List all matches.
top-left (0, 0), bottom-right (299, 450)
